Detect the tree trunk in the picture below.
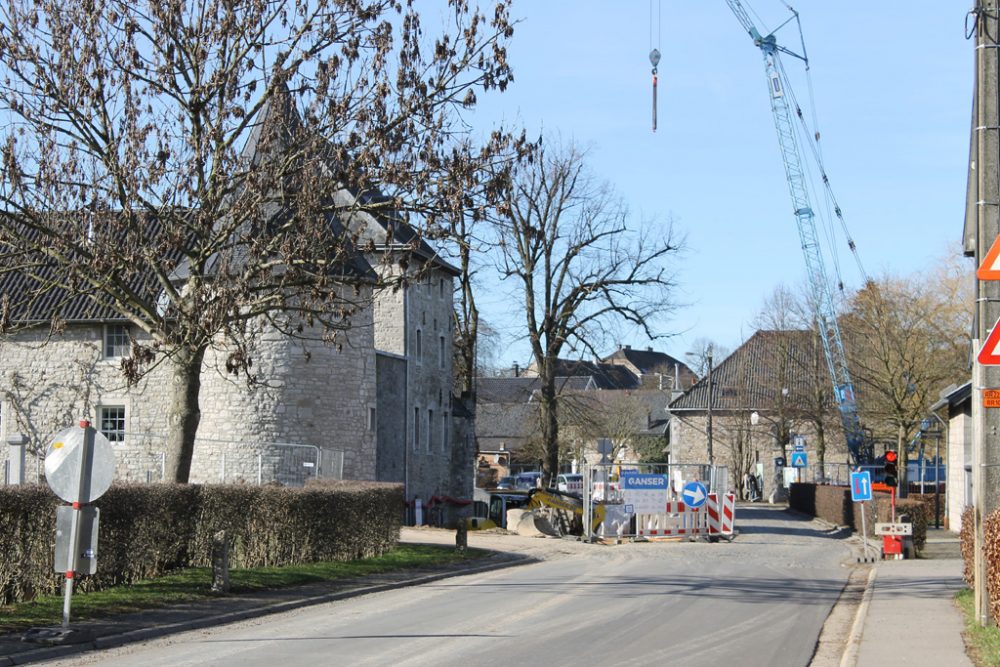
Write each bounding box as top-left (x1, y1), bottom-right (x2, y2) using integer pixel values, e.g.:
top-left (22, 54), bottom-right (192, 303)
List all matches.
top-left (539, 372), bottom-right (559, 488)
top-left (897, 423), bottom-right (908, 498)
top-left (165, 344), bottom-right (207, 483)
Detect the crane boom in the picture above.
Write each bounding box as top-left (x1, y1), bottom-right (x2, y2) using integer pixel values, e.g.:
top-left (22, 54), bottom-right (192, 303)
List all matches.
top-left (724, 1), bottom-right (872, 465)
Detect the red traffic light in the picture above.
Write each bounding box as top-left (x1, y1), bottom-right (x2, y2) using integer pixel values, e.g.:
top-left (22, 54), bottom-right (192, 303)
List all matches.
top-left (885, 450), bottom-right (898, 463)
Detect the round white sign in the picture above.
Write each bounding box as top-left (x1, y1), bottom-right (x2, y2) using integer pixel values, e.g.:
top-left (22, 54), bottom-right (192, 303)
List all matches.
top-left (44, 426), bottom-right (115, 503)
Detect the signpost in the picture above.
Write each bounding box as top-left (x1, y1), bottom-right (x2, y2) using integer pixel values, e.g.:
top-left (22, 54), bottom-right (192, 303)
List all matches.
top-left (24, 421), bottom-right (114, 644)
top-left (850, 470), bottom-right (874, 562)
top-left (789, 451), bottom-right (808, 468)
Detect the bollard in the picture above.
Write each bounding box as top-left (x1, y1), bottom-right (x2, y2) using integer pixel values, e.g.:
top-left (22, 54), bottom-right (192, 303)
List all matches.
top-left (455, 520), bottom-right (468, 552)
top-left (211, 530), bottom-right (230, 593)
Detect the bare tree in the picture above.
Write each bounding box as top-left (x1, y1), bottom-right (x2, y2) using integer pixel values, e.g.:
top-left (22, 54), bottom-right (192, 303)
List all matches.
top-left (0, 0), bottom-right (516, 481)
top-left (492, 141), bottom-right (682, 486)
top-left (842, 257), bottom-right (971, 492)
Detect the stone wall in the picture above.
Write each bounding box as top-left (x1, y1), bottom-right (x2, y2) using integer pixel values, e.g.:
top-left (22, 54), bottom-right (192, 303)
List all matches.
top-left (0, 298), bottom-right (378, 485)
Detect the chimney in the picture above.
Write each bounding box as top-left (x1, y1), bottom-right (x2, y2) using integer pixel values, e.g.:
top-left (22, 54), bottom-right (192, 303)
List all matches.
top-left (647, 346), bottom-right (653, 352)
top-left (624, 344), bottom-right (631, 350)
top-left (512, 362), bottom-right (520, 378)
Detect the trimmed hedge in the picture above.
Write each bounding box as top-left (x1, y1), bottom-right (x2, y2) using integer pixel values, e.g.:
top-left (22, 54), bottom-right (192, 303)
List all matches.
top-left (789, 483), bottom-right (927, 553)
top-left (0, 481), bottom-right (403, 605)
top-left (962, 505), bottom-right (1000, 623)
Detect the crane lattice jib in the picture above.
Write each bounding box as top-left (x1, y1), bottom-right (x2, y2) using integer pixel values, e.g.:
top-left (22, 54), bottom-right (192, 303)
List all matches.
top-left (725, 1), bottom-right (871, 464)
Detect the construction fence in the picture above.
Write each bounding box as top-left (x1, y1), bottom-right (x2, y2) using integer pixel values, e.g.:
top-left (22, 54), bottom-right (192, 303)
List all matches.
top-left (582, 462), bottom-right (731, 541)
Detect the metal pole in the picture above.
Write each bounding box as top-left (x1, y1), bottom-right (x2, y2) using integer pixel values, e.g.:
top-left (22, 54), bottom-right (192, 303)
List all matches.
top-left (974, 0), bottom-right (1000, 626)
top-left (935, 432), bottom-right (941, 530)
top-left (63, 421), bottom-right (95, 628)
top-left (860, 499), bottom-right (870, 561)
top-left (706, 345), bottom-right (714, 467)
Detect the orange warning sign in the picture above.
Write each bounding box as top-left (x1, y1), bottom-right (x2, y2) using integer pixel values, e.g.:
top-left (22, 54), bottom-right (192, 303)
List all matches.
top-left (979, 235), bottom-right (1000, 280)
top-left (985, 389), bottom-right (1000, 408)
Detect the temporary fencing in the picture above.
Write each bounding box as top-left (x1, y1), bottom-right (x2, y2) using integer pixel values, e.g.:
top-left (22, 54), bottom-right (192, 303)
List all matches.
top-left (584, 462), bottom-right (736, 542)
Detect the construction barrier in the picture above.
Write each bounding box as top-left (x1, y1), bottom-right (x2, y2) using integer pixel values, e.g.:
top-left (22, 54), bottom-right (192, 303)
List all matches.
top-left (635, 493), bottom-right (736, 540)
top-left (706, 492), bottom-right (736, 537)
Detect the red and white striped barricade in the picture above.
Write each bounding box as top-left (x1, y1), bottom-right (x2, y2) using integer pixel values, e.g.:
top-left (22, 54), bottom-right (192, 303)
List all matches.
top-left (636, 499), bottom-right (707, 538)
top-left (706, 492), bottom-right (736, 537)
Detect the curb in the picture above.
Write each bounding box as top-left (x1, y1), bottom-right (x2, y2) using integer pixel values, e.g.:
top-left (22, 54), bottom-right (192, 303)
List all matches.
top-left (3, 553), bottom-right (536, 666)
top-left (839, 566), bottom-right (877, 667)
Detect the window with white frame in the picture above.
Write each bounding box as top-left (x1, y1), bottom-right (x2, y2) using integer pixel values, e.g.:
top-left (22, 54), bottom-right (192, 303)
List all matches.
top-left (98, 405), bottom-right (126, 442)
top-left (103, 324), bottom-right (130, 358)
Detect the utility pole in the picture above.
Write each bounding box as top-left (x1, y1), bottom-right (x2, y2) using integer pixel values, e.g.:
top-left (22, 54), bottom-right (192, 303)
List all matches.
top-left (973, 0), bottom-right (1000, 628)
top-left (707, 344), bottom-right (714, 467)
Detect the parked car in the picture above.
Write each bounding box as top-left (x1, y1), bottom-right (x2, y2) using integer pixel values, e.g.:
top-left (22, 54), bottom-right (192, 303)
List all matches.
top-left (495, 476), bottom-right (516, 490)
top-left (513, 472), bottom-right (542, 490)
top-left (555, 473), bottom-right (583, 495)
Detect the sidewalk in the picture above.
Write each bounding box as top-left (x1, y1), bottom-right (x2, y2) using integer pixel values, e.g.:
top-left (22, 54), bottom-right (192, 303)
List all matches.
top-left (847, 529), bottom-right (972, 666)
top-left (0, 551), bottom-right (533, 666)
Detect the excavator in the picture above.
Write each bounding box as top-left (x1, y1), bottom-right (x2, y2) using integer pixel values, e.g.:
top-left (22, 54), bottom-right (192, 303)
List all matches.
top-left (468, 487), bottom-right (607, 536)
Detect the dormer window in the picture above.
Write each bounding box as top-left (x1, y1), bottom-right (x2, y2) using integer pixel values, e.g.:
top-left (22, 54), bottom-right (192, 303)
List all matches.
top-left (104, 324), bottom-right (130, 359)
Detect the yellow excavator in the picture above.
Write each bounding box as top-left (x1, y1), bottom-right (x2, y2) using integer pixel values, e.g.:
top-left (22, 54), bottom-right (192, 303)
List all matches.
top-left (467, 488), bottom-right (605, 536)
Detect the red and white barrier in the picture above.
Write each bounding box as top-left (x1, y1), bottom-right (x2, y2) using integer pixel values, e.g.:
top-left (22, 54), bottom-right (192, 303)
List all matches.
top-left (707, 492), bottom-right (736, 536)
top-left (636, 492), bottom-right (736, 540)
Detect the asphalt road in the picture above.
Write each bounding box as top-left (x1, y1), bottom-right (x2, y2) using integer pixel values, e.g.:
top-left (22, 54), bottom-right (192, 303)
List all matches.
top-left (53, 506), bottom-right (854, 667)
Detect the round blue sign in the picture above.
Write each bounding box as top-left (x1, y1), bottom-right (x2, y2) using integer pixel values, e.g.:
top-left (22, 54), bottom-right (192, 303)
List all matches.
top-left (682, 481), bottom-right (708, 508)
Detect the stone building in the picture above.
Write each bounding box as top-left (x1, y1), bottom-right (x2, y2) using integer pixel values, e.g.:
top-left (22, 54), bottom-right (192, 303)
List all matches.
top-left (669, 330), bottom-right (847, 499)
top-left (0, 94), bottom-right (469, 518)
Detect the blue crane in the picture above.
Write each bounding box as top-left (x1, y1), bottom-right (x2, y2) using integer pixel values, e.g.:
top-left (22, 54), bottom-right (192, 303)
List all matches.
top-left (724, 1), bottom-right (872, 465)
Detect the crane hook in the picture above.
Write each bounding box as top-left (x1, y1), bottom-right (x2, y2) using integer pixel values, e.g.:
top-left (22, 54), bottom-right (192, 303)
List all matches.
top-left (649, 49), bottom-right (661, 132)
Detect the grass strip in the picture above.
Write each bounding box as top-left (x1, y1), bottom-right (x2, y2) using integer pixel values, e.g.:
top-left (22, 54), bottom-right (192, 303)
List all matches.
top-left (957, 589), bottom-right (1000, 667)
top-left (0, 544), bottom-right (486, 633)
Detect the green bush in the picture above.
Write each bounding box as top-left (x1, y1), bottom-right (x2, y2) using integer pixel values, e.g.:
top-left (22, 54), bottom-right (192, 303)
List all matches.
top-left (0, 481), bottom-right (403, 605)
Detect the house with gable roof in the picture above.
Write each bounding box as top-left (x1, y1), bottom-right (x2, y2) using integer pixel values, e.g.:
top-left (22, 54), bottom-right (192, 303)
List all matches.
top-left (669, 329), bottom-right (848, 499)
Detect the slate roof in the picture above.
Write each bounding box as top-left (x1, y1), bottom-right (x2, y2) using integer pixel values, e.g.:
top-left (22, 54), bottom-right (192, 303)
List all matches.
top-left (602, 346), bottom-right (698, 389)
top-left (522, 358), bottom-right (640, 390)
top-left (475, 376), bottom-right (595, 404)
top-left (669, 330), bottom-right (824, 413)
top-left (0, 215), bottom-right (186, 323)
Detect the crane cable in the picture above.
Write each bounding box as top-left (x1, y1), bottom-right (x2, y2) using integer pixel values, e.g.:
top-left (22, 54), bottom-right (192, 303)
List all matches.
top-left (777, 50), bottom-right (870, 288)
top-left (649, 0), bottom-right (661, 132)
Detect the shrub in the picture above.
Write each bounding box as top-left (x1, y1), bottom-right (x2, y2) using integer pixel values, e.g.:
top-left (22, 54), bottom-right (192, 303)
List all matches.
top-left (962, 505), bottom-right (976, 587)
top-left (985, 507), bottom-right (1000, 623)
top-left (0, 481), bottom-right (403, 605)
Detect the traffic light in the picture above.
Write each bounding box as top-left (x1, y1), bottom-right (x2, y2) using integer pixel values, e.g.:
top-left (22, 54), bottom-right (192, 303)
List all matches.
top-left (884, 450), bottom-right (898, 488)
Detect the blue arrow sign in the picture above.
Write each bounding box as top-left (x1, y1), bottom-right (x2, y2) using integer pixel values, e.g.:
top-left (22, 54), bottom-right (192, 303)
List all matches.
top-left (682, 481), bottom-right (708, 508)
top-left (789, 451), bottom-right (808, 468)
top-left (850, 471), bottom-right (872, 502)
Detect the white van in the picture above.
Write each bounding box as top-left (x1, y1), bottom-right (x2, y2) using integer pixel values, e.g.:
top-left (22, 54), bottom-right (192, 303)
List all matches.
top-left (556, 473), bottom-right (583, 495)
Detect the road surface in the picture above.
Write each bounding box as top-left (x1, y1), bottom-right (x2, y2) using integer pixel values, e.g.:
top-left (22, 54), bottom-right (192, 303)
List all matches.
top-left (54, 505), bottom-right (854, 667)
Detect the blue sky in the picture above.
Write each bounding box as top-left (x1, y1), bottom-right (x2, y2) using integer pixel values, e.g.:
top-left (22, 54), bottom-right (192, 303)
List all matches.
top-left (464, 2), bottom-right (972, 369)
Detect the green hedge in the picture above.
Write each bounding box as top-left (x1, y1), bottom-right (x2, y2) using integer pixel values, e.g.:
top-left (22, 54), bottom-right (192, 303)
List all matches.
top-left (0, 481), bottom-right (403, 605)
top-left (789, 483), bottom-right (927, 553)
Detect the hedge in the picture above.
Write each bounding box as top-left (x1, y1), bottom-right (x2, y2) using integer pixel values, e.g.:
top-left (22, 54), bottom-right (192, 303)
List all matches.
top-left (789, 483), bottom-right (927, 553)
top-left (961, 505), bottom-right (1000, 624)
top-left (0, 481), bottom-right (403, 605)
